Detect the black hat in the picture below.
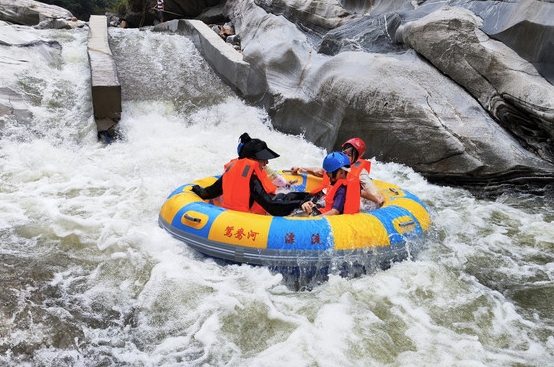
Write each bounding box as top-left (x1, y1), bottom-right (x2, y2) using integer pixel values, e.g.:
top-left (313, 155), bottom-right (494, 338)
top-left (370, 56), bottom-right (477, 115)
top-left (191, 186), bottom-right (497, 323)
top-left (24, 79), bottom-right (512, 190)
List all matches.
top-left (240, 138), bottom-right (280, 160)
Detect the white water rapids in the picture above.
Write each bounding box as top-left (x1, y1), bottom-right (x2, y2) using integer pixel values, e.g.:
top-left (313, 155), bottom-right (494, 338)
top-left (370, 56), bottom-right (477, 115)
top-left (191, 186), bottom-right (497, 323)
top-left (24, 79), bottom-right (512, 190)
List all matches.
top-left (0, 26), bottom-right (553, 366)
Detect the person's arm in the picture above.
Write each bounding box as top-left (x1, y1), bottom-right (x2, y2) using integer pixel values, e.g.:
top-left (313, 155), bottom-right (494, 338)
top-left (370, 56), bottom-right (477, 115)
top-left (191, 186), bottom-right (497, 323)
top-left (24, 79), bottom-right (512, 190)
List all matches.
top-left (264, 166), bottom-right (290, 187)
top-left (290, 166), bottom-right (325, 177)
top-left (323, 208), bottom-right (340, 216)
top-left (191, 177), bottom-right (222, 200)
top-left (361, 189), bottom-right (384, 207)
top-left (250, 175), bottom-right (305, 216)
top-left (303, 186), bottom-right (345, 216)
top-left (359, 170), bottom-right (384, 206)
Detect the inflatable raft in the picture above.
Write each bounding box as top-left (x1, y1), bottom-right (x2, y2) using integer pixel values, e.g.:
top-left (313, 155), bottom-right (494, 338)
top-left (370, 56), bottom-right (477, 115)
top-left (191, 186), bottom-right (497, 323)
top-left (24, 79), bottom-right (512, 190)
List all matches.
top-left (158, 172), bottom-right (431, 267)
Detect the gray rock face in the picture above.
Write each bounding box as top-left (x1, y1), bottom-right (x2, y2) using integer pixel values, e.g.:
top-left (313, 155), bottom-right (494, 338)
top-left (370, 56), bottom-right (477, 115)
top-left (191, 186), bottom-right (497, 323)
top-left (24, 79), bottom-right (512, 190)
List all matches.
top-left (0, 0), bottom-right (84, 29)
top-left (3, 0), bottom-right (554, 192)
top-left (0, 22), bottom-right (63, 138)
top-left (458, 0), bottom-right (554, 85)
top-left (221, 0), bottom-right (554, 191)
top-left (394, 7), bottom-right (554, 163)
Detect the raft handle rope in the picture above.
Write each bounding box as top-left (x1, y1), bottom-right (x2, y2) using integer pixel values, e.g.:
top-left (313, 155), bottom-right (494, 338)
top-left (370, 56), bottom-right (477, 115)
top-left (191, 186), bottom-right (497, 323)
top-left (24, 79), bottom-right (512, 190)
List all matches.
top-left (184, 213), bottom-right (201, 223)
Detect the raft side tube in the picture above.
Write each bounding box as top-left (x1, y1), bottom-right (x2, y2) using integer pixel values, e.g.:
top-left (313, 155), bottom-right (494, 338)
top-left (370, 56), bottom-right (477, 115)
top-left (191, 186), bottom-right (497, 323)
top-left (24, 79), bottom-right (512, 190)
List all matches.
top-left (159, 215), bottom-right (420, 267)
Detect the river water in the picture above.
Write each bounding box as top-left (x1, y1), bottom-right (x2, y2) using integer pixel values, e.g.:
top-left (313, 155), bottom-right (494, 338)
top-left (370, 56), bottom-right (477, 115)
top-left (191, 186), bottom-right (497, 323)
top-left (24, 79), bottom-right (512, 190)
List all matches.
top-left (0, 26), bottom-right (553, 366)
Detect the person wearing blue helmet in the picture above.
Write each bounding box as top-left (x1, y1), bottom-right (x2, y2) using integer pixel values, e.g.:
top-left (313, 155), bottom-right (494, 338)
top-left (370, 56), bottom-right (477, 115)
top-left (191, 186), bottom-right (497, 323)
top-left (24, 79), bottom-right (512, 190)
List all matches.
top-left (301, 152), bottom-right (361, 216)
top-left (291, 137), bottom-right (383, 208)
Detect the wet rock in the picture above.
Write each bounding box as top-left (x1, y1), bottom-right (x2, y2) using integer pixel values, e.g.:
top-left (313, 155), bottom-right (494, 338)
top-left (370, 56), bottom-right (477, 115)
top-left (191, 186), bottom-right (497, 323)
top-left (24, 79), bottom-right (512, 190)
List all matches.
top-left (395, 7), bottom-right (554, 164)
top-left (0, 0), bottom-right (84, 29)
top-left (222, 0), bottom-right (554, 190)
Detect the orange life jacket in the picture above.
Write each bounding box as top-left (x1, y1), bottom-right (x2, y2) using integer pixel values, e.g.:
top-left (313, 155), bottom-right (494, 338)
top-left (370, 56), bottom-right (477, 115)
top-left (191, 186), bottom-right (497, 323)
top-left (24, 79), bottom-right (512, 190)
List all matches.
top-left (349, 159), bottom-right (371, 177)
top-left (321, 177), bottom-right (361, 214)
top-left (221, 158), bottom-right (277, 214)
top-left (310, 159), bottom-right (370, 195)
top-left (310, 174), bottom-right (330, 195)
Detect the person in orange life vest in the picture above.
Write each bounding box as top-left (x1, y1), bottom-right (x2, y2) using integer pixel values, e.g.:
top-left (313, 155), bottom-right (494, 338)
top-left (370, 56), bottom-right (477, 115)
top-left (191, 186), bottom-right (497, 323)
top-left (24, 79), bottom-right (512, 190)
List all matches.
top-left (291, 137), bottom-right (384, 207)
top-left (235, 133), bottom-right (293, 188)
top-left (191, 137), bottom-right (309, 216)
top-left (301, 152), bottom-right (361, 216)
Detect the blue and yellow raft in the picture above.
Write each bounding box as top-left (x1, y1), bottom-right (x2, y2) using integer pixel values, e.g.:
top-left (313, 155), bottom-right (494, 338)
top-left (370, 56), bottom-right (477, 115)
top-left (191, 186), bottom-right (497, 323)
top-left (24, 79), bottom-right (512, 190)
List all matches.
top-left (158, 172), bottom-right (431, 267)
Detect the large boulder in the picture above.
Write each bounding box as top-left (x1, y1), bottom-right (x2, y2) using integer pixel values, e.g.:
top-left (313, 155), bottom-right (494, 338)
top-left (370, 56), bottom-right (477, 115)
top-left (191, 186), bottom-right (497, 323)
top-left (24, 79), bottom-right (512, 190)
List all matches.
top-left (459, 0), bottom-right (554, 85)
top-left (394, 6), bottom-right (554, 165)
top-left (220, 0), bottom-right (554, 191)
top-left (0, 0), bottom-right (84, 29)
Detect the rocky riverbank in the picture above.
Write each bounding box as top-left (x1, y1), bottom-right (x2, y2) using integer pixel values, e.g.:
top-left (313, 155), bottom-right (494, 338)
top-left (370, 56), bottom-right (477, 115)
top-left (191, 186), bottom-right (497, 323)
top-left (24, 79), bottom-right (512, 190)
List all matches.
top-left (2, 0), bottom-right (554, 194)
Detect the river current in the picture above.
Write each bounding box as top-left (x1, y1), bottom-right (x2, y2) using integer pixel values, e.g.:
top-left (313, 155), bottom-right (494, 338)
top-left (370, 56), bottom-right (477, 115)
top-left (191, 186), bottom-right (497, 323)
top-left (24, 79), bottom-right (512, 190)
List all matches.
top-left (0, 26), bottom-right (553, 366)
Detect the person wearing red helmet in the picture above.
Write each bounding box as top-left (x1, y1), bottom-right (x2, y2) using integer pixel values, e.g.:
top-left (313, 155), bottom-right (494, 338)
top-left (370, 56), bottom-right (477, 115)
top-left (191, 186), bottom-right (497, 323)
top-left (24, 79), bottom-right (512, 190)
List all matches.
top-left (291, 137), bottom-right (384, 207)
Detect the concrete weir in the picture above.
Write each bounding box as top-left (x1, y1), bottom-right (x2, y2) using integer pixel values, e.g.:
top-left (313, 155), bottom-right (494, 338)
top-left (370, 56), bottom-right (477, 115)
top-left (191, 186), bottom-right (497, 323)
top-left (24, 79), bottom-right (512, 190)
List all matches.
top-left (87, 15), bottom-right (121, 142)
top-left (155, 19), bottom-right (265, 98)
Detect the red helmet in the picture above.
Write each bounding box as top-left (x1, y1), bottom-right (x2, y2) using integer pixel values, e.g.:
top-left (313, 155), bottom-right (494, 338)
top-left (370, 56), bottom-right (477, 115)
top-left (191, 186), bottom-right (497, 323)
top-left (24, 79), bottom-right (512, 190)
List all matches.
top-left (342, 138), bottom-right (366, 159)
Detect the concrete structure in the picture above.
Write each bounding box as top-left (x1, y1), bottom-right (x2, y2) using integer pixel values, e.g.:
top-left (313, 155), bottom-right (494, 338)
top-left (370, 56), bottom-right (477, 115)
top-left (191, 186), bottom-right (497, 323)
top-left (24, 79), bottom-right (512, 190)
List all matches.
top-left (87, 15), bottom-right (121, 140)
top-left (155, 19), bottom-right (265, 97)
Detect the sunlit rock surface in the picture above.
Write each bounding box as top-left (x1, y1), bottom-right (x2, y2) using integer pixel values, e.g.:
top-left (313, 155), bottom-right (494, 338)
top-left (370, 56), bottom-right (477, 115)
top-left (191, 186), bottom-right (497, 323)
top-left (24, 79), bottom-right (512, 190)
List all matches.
top-left (0, 0), bottom-right (84, 28)
top-left (3, 0), bottom-right (554, 191)
top-left (220, 0), bottom-right (554, 190)
top-left (394, 7), bottom-right (554, 166)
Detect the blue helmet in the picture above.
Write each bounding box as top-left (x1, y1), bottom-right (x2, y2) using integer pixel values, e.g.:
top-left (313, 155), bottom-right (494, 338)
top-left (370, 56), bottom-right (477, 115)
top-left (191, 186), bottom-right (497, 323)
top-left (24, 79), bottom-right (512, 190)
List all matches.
top-left (237, 132), bottom-right (249, 155)
top-left (323, 152), bottom-right (351, 173)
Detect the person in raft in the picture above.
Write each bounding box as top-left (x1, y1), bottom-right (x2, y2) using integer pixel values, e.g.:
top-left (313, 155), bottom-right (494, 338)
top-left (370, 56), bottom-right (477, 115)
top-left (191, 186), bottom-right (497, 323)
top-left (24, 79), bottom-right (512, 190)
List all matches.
top-left (301, 152), bottom-right (361, 216)
top-left (236, 133), bottom-right (293, 188)
top-left (291, 137), bottom-right (384, 207)
top-left (191, 136), bottom-right (310, 216)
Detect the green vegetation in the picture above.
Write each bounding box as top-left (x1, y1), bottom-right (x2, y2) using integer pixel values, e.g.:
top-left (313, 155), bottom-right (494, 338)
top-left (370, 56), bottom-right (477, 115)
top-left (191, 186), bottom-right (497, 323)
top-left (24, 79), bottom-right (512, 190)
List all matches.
top-left (39, 0), bottom-right (127, 21)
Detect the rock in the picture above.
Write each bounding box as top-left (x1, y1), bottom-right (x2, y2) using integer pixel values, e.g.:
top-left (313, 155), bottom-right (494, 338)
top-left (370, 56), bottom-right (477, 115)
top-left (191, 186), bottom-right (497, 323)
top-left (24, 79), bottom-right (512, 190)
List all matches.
top-left (219, 22), bottom-right (235, 39)
top-left (0, 0), bottom-right (84, 29)
top-left (226, 34), bottom-right (240, 47)
top-left (319, 13), bottom-right (408, 56)
top-left (461, 0), bottom-right (554, 85)
top-left (394, 6), bottom-right (554, 164)
top-left (0, 23), bottom-right (64, 136)
top-left (0, 87), bottom-right (33, 129)
top-left (254, 0), bottom-right (353, 34)
top-left (196, 3), bottom-right (228, 25)
top-left (221, 0), bottom-right (554, 190)
top-left (34, 17), bottom-right (86, 30)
